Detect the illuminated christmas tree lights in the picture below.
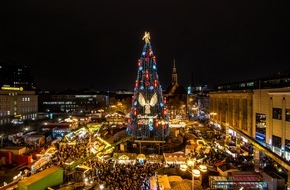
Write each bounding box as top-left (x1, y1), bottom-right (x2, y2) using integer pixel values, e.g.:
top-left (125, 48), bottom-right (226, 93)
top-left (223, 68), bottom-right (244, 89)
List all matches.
top-left (126, 32), bottom-right (169, 140)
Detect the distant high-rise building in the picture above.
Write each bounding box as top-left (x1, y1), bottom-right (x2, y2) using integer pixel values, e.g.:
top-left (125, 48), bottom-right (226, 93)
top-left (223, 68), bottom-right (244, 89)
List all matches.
top-left (0, 60), bottom-right (37, 125)
top-left (0, 61), bottom-right (36, 90)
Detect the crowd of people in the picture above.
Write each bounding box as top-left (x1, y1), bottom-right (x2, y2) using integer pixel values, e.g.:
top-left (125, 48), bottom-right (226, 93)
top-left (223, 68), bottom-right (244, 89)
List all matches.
top-left (21, 120), bottom-right (276, 189)
top-left (41, 130), bottom-right (163, 189)
top-left (83, 159), bottom-right (163, 190)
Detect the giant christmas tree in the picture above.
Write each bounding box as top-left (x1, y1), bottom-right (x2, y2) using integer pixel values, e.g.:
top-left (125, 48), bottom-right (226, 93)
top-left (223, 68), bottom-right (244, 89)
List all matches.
top-left (126, 32), bottom-right (169, 140)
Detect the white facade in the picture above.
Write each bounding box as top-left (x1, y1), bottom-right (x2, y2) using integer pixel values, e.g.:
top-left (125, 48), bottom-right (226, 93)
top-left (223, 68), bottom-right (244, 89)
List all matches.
top-left (253, 88), bottom-right (290, 159)
top-left (210, 87), bottom-right (290, 160)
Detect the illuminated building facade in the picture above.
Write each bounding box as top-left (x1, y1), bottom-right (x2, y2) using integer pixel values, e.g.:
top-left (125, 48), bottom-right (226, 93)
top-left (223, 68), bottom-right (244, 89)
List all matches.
top-left (38, 90), bottom-right (108, 114)
top-left (163, 60), bottom-right (187, 120)
top-left (209, 72), bottom-right (290, 187)
top-left (0, 88), bottom-right (38, 125)
top-left (209, 72), bottom-right (290, 159)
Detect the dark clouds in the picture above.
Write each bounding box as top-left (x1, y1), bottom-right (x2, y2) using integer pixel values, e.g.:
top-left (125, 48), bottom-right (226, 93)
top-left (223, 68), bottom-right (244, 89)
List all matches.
top-left (0, 0), bottom-right (289, 90)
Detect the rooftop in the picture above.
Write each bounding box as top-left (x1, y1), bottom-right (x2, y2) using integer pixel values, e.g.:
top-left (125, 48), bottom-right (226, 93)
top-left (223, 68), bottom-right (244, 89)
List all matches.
top-left (18, 166), bottom-right (62, 186)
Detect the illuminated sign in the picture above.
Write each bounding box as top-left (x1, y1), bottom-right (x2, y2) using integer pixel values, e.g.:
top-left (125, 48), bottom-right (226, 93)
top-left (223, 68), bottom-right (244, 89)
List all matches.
top-left (138, 119), bottom-right (148, 125)
top-left (137, 115), bottom-right (157, 119)
top-left (1, 86), bottom-right (23, 91)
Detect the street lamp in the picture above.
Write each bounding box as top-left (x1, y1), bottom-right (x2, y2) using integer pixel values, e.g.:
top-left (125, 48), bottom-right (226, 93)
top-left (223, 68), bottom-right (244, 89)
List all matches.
top-left (99, 184), bottom-right (104, 190)
top-left (23, 127), bottom-right (30, 133)
top-left (187, 158), bottom-right (197, 190)
top-left (158, 120), bottom-right (168, 141)
top-left (198, 164), bottom-right (207, 173)
top-left (181, 158), bottom-right (200, 190)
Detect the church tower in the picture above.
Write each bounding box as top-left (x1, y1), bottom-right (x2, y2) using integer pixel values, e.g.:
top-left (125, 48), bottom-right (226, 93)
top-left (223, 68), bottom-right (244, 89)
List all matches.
top-left (172, 59), bottom-right (178, 85)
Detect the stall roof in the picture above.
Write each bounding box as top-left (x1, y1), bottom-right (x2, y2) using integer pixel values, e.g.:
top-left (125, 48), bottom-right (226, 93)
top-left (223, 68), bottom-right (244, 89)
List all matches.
top-left (231, 172), bottom-right (260, 181)
top-left (157, 175), bottom-right (171, 190)
top-left (19, 166), bottom-right (62, 186)
top-left (163, 152), bottom-right (186, 164)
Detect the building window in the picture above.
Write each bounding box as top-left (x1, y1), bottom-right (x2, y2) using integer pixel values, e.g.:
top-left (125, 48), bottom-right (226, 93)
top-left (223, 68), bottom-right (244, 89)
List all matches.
top-left (272, 135), bottom-right (282, 148)
top-left (256, 113), bottom-right (266, 142)
top-left (286, 109), bottom-right (290, 122)
top-left (273, 108), bottom-right (282, 120)
top-left (241, 99), bottom-right (247, 131)
top-left (285, 139), bottom-right (290, 152)
top-left (247, 82), bottom-right (254, 87)
top-left (240, 83), bottom-right (246, 87)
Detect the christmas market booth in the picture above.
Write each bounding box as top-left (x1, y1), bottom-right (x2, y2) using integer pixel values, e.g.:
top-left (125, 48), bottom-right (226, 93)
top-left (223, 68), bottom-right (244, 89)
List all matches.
top-left (136, 153), bottom-right (146, 164)
top-left (146, 153), bottom-right (163, 163)
top-left (112, 153), bottom-right (137, 164)
top-left (163, 152), bottom-right (186, 165)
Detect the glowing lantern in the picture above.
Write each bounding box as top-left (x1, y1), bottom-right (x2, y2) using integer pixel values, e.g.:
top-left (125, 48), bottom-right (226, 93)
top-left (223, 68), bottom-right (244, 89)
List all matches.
top-left (154, 80), bottom-right (157, 88)
top-left (138, 59), bottom-right (141, 67)
top-left (163, 108), bottom-right (167, 115)
top-left (148, 50), bottom-right (153, 57)
top-left (193, 169), bottom-right (201, 177)
top-left (134, 108), bottom-right (137, 116)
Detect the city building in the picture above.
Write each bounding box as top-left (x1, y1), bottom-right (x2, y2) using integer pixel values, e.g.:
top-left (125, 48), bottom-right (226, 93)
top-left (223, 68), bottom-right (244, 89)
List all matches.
top-left (209, 71), bottom-right (290, 187)
top-left (0, 61), bottom-right (36, 91)
top-left (209, 172), bottom-right (267, 190)
top-left (0, 60), bottom-right (38, 125)
top-left (164, 59), bottom-right (187, 120)
top-left (38, 89), bottom-right (108, 114)
top-left (186, 69), bottom-right (210, 120)
top-left (0, 87), bottom-right (38, 125)
top-left (107, 90), bottom-right (133, 115)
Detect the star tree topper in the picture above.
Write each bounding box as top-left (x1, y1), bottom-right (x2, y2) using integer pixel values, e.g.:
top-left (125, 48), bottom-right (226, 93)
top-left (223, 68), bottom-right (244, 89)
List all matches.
top-left (142, 31), bottom-right (150, 43)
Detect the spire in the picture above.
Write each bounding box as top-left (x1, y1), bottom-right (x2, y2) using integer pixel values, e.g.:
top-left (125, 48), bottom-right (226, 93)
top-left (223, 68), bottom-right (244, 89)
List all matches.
top-left (172, 59), bottom-right (178, 85)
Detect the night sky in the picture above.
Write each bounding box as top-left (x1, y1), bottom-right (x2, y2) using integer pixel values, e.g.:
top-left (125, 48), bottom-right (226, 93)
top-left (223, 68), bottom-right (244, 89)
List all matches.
top-left (0, 1), bottom-right (290, 91)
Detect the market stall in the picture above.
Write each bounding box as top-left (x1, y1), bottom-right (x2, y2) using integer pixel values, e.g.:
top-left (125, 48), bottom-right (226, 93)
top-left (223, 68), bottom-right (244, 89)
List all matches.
top-left (112, 153), bottom-right (137, 164)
